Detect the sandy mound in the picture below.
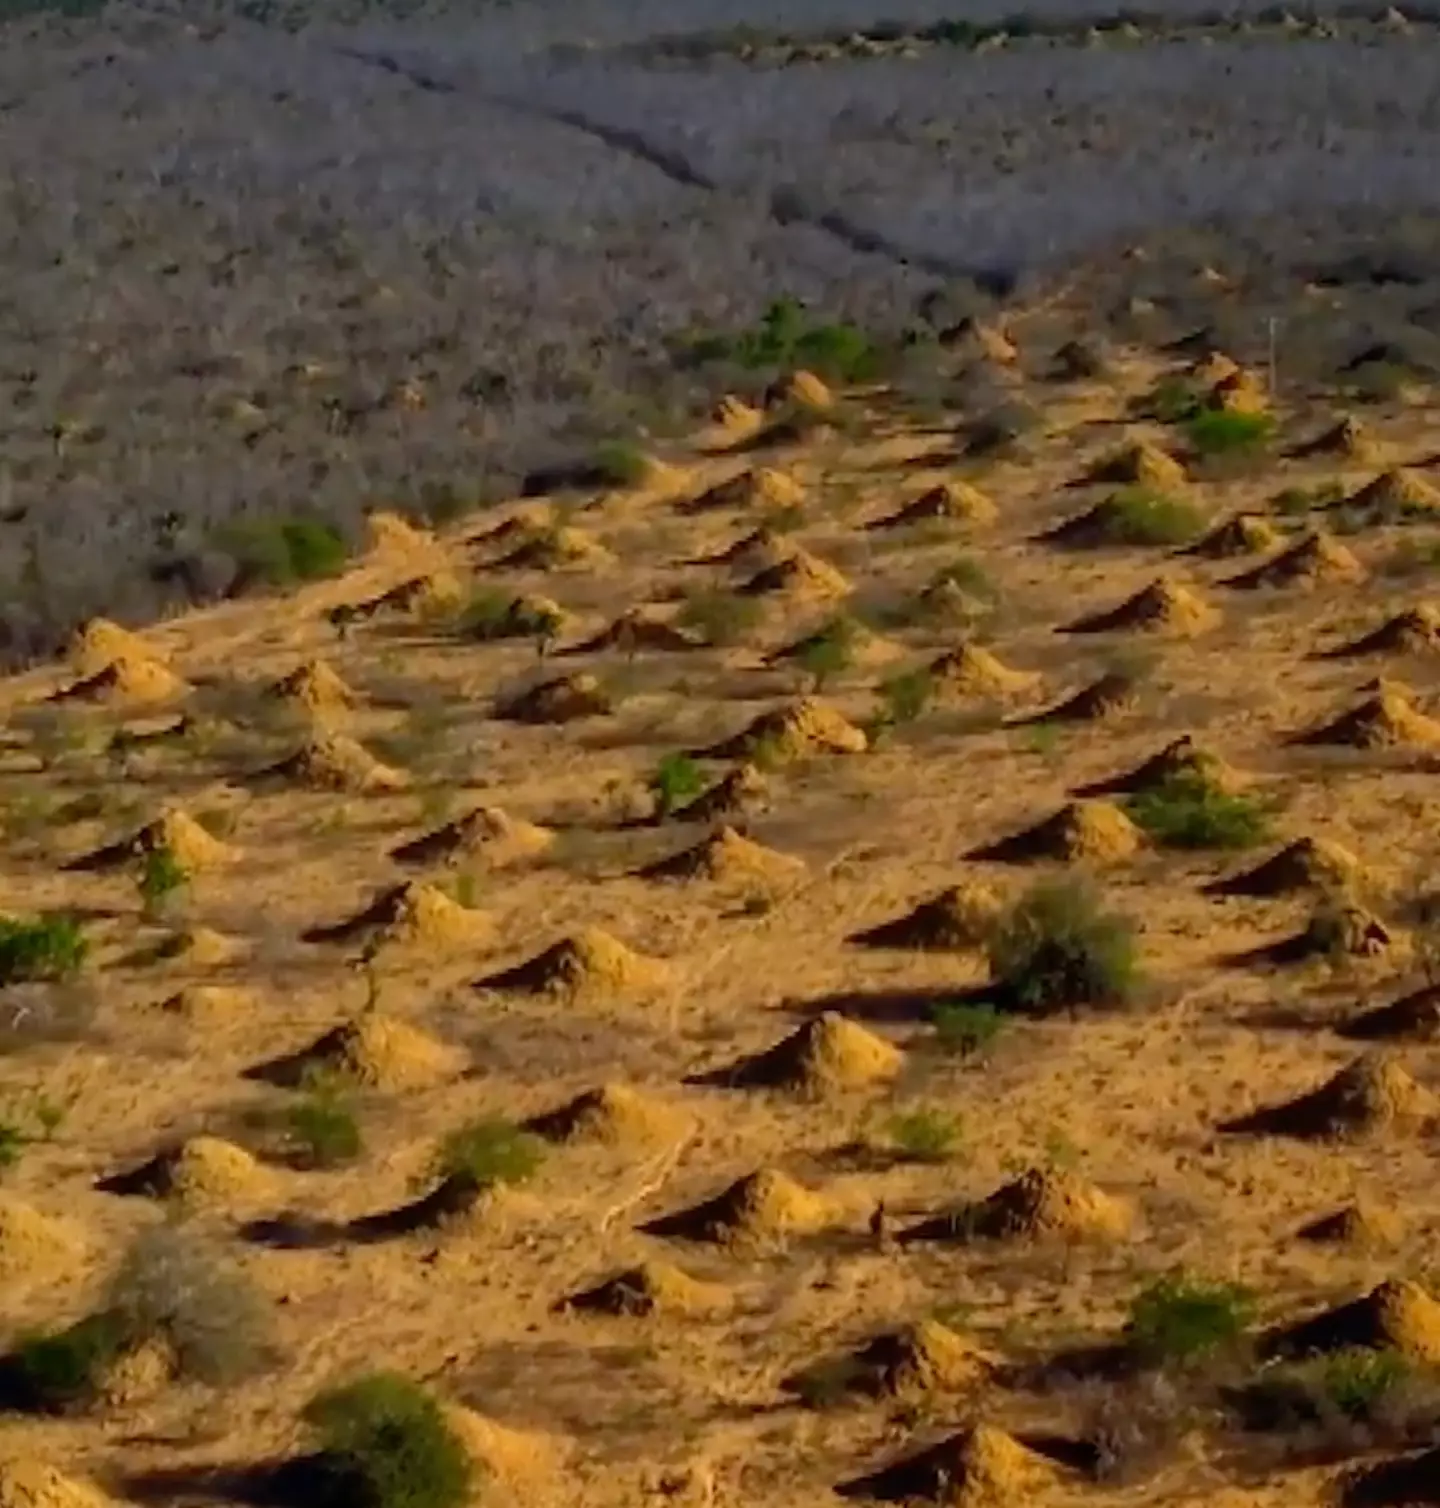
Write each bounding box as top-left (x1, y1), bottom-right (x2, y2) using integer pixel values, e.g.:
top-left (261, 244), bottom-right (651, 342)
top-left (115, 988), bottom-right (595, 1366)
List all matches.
top-left (1265, 1280), bottom-right (1440, 1364)
top-left (495, 673), bottom-right (612, 725)
top-left (767, 369), bottom-right (833, 409)
top-left (738, 546), bottom-right (851, 601)
top-left (1204, 836), bottom-right (1363, 898)
top-left (638, 826), bottom-right (804, 887)
top-left (684, 466), bottom-right (804, 514)
top-left (1053, 337), bottom-right (1108, 379)
top-left (941, 316), bottom-right (1017, 363)
top-left (99, 1136), bottom-right (272, 1207)
top-left (1224, 530), bottom-right (1365, 589)
top-left (162, 926), bottom-right (245, 966)
top-left (869, 481), bottom-right (998, 530)
top-left (464, 593), bottom-right (568, 642)
top-left (565, 609), bottom-right (701, 656)
top-left (265, 734), bottom-right (408, 793)
top-left (1220, 1052), bottom-right (1436, 1141)
top-left (1009, 672), bottom-right (1137, 727)
top-left (69, 618), bottom-right (165, 675)
top-left (53, 653), bottom-right (187, 706)
top-left (1190, 350), bottom-right (1241, 385)
top-left (1292, 414), bottom-right (1371, 460)
top-left (442, 1405), bottom-right (566, 1490)
top-left (1341, 467), bottom-right (1440, 522)
top-left (1074, 735), bottom-right (1242, 798)
top-left (1209, 368), bottom-right (1268, 414)
top-left (699, 698), bottom-right (868, 762)
top-left (902, 1167), bottom-right (1130, 1245)
top-left (1296, 1200), bottom-right (1404, 1248)
top-left (711, 394), bottom-right (763, 432)
top-left (93, 1335), bottom-right (177, 1408)
top-left (851, 884), bottom-right (1003, 951)
top-left (769, 620), bottom-right (901, 671)
top-left (391, 805), bottom-right (553, 870)
top-left (927, 646), bottom-right (1037, 700)
top-left (268, 659), bottom-right (360, 713)
top-left (306, 881), bottom-right (490, 950)
top-left (1181, 511), bottom-right (1280, 559)
top-left (71, 809), bottom-right (237, 873)
top-left (254, 1014), bottom-right (463, 1091)
top-left (158, 984), bottom-right (255, 1025)
top-left (562, 1260), bottom-right (728, 1318)
top-left (1061, 577), bottom-right (1215, 637)
top-left (0, 1198), bottom-right (83, 1281)
top-left (356, 571), bottom-right (463, 618)
top-left (496, 525), bottom-right (614, 571)
top-left (701, 1012), bottom-right (903, 1094)
top-left (967, 800), bottom-right (1142, 865)
top-left (1088, 441), bottom-right (1187, 490)
top-left (525, 1083), bottom-right (685, 1146)
top-left (839, 1423), bottom-right (1060, 1506)
top-left (643, 1167), bottom-right (832, 1247)
top-left (1323, 603), bottom-right (1440, 658)
top-left (699, 524), bottom-right (785, 568)
top-left (0, 1460), bottom-right (113, 1508)
top-left (478, 928), bottom-right (668, 1003)
top-left (365, 509), bottom-right (434, 554)
top-left (1340, 984), bottom-right (1440, 1043)
top-left (854, 1320), bottom-right (999, 1399)
top-left (1293, 684), bottom-right (1440, 749)
top-left (668, 764), bottom-right (770, 824)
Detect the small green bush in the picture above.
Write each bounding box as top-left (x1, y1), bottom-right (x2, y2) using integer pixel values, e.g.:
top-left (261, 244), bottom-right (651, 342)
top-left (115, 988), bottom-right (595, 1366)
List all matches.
top-left (1095, 488), bottom-right (1208, 547)
top-left (1127, 1272), bottom-right (1254, 1365)
top-left (1185, 408), bottom-right (1275, 457)
top-left (136, 845), bottom-right (189, 919)
top-left (288, 1089), bottom-right (363, 1169)
top-left (221, 517), bottom-right (348, 586)
top-left (648, 753), bottom-right (706, 818)
top-left (886, 1107), bottom-right (962, 1163)
top-left (794, 616), bottom-right (861, 688)
top-left (0, 914), bottom-right (87, 985)
top-left (677, 590), bottom-right (763, 647)
top-left (1146, 377), bottom-right (1203, 424)
top-left (1125, 774), bottom-right (1273, 851)
top-left (303, 1371), bottom-right (474, 1508)
top-left (13, 1311), bottom-right (130, 1411)
top-left (930, 556), bottom-right (998, 600)
top-left (986, 878), bottom-right (1140, 1015)
top-left (433, 1117), bottom-right (544, 1187)
top-left (1315, 1347), bottom-right (1414, 1419)
top-left (930, 1000), bottom-right (1005, 1056)
top-left (458, 589), bottom-right (562, 645)
top-left (874, 668), bottom-right (935, 728)
top-left (686, 298), bottom-right (880, 384)
top-left (593, 440), bottom-right (651, 487)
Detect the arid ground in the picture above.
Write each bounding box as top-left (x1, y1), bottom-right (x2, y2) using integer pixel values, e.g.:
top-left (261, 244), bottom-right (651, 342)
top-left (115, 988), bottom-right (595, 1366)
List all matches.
top-left (4, 5), bottom-right (1440, 1508)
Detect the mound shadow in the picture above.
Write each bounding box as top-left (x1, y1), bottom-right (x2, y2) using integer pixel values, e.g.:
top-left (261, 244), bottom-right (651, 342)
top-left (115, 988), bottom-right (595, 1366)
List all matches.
top-left (113, 1455), bottom-right (360, 1508)
top-left (241, 1171), bottom-right (487, 1251)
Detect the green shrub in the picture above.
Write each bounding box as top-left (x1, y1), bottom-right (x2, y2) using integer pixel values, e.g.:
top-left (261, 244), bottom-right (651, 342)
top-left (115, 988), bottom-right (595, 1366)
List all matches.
top-left (303, 1372), bottom-right (474, 1508)
top-left (677, 590), bottom-right (763, 647)
top-left (13, 1310), bottom-right (130, 1411)
top-left (221, 517), bottom-right (348, 586)
top-left (874, 668), bottom-right (935, 728)
top-left (1146, 378), bottom-right (1203, 424)
top-left (593, 440), bottom-right (651, 487)
top-left (287, 1089), bottom-right (363, 1169)
top-left (1126, 1272), bottom-right (1254, 1365)
top-left (648, 753), bottom-right (706, 818)
top-left (458, 589), bottom-right (562, 645)
top-left (986, 879), bottom-right (1140, 1015)
top-left (0, 914), bottom-right (86, 984)
top-left (886, 1107), bottom-right (962, 1163)
top-left (686, 298), bottom-right (880, 384)
top-left (1185, 408), bottom-right (1275, 457)
top-left (930, 1000), bottom-right (1005, 1056)
top-left (136, 845), bottom-right (189, 920)
top-left (1125, 774), bottom-right (1273, 851)
top-left (433, 1117), bottom-right (544, 1187)
top-left (1315, 1347), bottom-right (1414, 1419)
top-left (794, 616), bottom-right (861, 688)
top-left (1094, 488), bottom-right (1208, 547)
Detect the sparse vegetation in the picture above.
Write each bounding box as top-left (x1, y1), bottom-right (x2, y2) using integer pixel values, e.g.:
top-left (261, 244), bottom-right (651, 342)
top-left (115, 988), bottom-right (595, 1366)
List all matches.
top-left (287, 1082), bottom-right (364, 1169)
top-left (648, 752), bottom-right (706, 817)
top-left (1185, 408), bottom-right (1275, 457)
top-left (1126, 773), bottom-right (1273, 850)
top-left (886, 1106), bottom-right (962, 1162)
top-left (871, 667), bottom-right (935, 734)
top-left (930, 1000), bottom-right (1006, 1056)
top-left (1126, 1272), bottom-right (1255, 1366)
top-left (458, 588), bottom-right (563, 645)
top-left (0, 914), bottom-right (86, 985)
top-left (217, 516), bottom-right (348, 588)
top-left (793, 615), bottom-right (861, 688)
top-left (1095, 488), bottom-right (1207, 546)
top-left (677, 589), bottom-right (763, 647)
top-left (432, 1117), bottom-right (545, 1188)
top-left (593, 439), bottom-right (653, 487)
top-left (685, 298), bottom-right (881, 384)
top-left (136, 844), bottom-right (190, 920)
top-left (302, 1371), bottom-right (475, 1508)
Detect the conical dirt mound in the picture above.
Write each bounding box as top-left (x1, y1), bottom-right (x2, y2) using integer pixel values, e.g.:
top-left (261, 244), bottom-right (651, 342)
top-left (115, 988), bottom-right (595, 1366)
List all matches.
top-left (249, 1014), bottom-right (463, 1091)
top-left (642, 1167), bottom-right (832, 1247)
top-left (365, 509), bottom-right (434, 555)
top-left (69, 618), bottom-right (164, 675)
top-left (768, 368), bottom-right (833, 409)
top-left (565, 609), bottom-right (700, 656)
top-left (738, 546), bottom-right (850, 601)
top-left (158, 984), bottom-right (256, 1026)
top-left (496, 673), bottom-right (612, 725)
top-left (850, 884), bottom-right (1003, 951)
top-left (1292, 684), bottom-right (1440, 749)
top-left (868, 481), bottom-right (998, 531)
top-left (264, 734), bottom-right (407, 792)
top-left (1292, 414), bottom-right (1372, 460)
top-left (303, 881), bottom-right (490, 949)
top-left (0, 1460), bottom-right (113, 1508)
top-left (0, 1197), bottom-right (84, 1281)
top-left (837, 1423), bottom-right (1060, 1506)
top-left (391, 805), bottom-right (554, 870)
top-left (1322, 603), bottom-right (1440, 659)
top-left (525, 1083), bottom-right (685, 1146)
top-left (53, 653), bottom-right (187, 706)
top-left (1073, 735), bottom-right (1241, 798)
top-left (160, 925), bottom-right (245, 967)
top-left (699, 698), bottom-right (868, 762)
top-left (1341, 467), bottom-right (1440, 522)
top-left (967, 800), bottom-right (1142, 865)
top-left (637, 826), bottom-right (804, 887)
top-left (441, 1405), bottom-right (567, 1492)
top-left (901, 1167), bottom-right (1131, 1245)
top-left (354, 571), bottom-right (462, 618)
top-left (495, 525), bottom-right (613, 571)
top-left (98, 1136), bottom-right (273, 1207)
top-left (1204, 836), bottom-right (1363, 898)
top-left (1224, 531), bottom-right (1365, 589)
top-left (1180, 510), bottom-right (1280, 559)
top-left (668, 765), bottom-right (770, 824)
top-left (1339, 985), bottom-right (1440, 1043)
top-left (696, 1012), bottom-right (903, 1094)
top-left (853, 1320), bottom-right (1000, 1400)
top-left (682, 466), bottom-right (803, 514)
top-left (1086, 441), bottom-right (1186, 489)
top-left (1219, 1053), bottom-right (1436, 1141)
top-left (768, 620), bottom-right (901, 671)
top-left (561, 1260), bottom-right (728, 1318)
top-left (940, 317), bottom-right (1017, 363)
top-left (927, 646), bottom-right (1037, 700)
top-left (1265, 1280), bottom-right (1440, 1364)
top-left (1296, 1200), bottom-right (1404, 1248)
top-left (1060, 577), bottom-right (1215, 636)
top-left (697, 524), bottom-right (784, 569)
top-left (268, 659), bottom-right (359, 714)
top-left (477, 928), bottom-right (668, 1003)
top-left (69, 809), bottom-right (238, 873)
top-left (1007, 672), bottom-right (1137, 727)
top-left (1209, 367), bottom-right (1268, 415)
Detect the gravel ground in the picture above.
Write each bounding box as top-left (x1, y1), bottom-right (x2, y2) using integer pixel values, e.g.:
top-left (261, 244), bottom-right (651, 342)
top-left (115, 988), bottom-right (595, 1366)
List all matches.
top-left (2, 2), bottom-right (1440, 645)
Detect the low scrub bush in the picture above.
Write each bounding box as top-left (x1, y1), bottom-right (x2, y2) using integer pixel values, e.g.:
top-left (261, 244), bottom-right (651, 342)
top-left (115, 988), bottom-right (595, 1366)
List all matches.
top-left (1126, 774), bottom-right (1273, 850)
